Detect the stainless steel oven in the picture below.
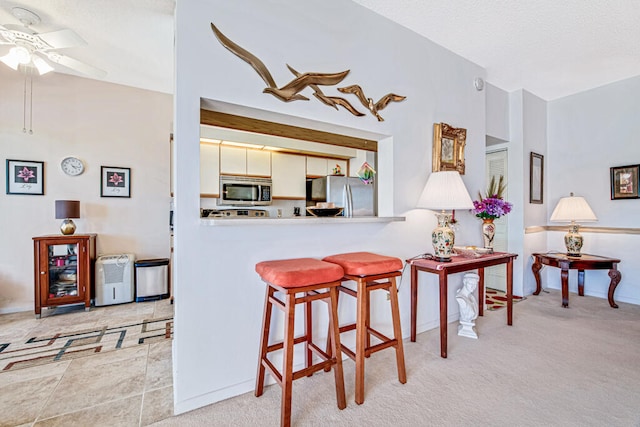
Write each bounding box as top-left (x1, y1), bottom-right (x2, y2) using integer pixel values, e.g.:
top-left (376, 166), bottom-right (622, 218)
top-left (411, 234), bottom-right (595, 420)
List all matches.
top-left (219, 175), bottom-right (272, 206)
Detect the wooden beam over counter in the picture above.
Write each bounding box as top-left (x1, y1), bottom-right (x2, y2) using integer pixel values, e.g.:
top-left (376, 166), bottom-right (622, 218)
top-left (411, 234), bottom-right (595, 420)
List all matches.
top-left (200, 109), bottom-right (378, 152)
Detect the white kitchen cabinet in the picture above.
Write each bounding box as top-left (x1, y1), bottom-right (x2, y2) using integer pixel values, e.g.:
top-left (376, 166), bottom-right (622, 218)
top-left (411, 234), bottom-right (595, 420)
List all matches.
top-left (247, 150), bottom-right (271, 177)
top-left (306, 157), bottom-right (348, 177)
top-left (220, 146), bottom-right (246, 175)
top-left (220, 146), bottom-right (271, 177)
top-left (200, 143), bottom-right (220, 196)
top-left (306, 157), bottom-right (327, 177)
top-left (272, 153), bottom-right (306, 199)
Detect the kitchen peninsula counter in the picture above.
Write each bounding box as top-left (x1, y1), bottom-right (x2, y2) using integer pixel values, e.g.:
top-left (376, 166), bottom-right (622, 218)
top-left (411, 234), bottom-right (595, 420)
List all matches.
top-left (201, 216), bottom-right (405, 226)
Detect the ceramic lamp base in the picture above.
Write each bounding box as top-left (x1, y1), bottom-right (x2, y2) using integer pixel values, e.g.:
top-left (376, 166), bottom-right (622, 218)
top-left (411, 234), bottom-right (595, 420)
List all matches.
top-left (432, 212), bottom-right (455, 262)
top-left (564, 223), bottom-right (583, 257)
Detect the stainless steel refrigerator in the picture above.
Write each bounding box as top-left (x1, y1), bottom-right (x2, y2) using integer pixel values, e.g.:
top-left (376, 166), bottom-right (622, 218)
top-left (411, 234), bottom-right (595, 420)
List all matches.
top-left (310, 176), bottom-right (376, 217)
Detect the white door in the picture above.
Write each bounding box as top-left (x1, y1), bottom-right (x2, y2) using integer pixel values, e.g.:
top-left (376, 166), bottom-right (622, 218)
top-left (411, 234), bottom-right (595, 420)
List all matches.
top-left (485, 149), bottom-right (508, 292)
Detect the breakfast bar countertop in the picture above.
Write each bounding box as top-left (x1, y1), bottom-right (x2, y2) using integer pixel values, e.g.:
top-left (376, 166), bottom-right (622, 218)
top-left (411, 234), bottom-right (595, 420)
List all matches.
top-left (200, 216), bottom-right (405, 226)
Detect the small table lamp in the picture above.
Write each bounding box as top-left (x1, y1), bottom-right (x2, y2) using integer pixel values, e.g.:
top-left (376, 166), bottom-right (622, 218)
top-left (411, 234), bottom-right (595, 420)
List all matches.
top-left (550, 193), bottom-right (597, 257)
top-left (417, 171), bottom-right (474, 262)
top-left (55, 200), bottom-right (80, 235)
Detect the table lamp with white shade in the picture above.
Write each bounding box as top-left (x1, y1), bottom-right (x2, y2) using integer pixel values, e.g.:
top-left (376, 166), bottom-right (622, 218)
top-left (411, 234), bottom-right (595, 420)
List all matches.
top-left (417, 171), bottom-right (474, 262)
top-left (550, 193), bottom-right (597, 257)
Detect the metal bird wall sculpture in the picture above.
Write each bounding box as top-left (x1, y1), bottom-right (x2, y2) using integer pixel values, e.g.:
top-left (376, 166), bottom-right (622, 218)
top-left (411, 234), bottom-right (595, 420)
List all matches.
top-left (338, 85), bottom-right (406, 122)
top-left (210, 21), bottom-right (406, 121)
top-left (286, 64), bottom-right (365, 117)
top-left (210, 22), bottom-right (348, 102)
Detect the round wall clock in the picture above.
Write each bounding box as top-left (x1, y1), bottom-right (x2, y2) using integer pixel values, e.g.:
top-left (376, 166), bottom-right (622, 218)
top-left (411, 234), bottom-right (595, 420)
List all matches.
top-left (61, 156), bottom-right (85, 176)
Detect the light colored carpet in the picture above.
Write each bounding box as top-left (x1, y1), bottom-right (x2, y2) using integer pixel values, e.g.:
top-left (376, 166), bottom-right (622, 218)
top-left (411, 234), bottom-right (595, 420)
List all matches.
top-left (153, 289), bottom-right (640, 426)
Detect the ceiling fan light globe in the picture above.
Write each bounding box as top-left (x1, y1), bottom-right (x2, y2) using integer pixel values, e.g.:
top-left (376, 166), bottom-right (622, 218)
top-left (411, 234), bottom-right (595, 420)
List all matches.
top-left (0, 52), bottom-right (20, 70)
top-left (11, 45), bottom-right (31, 64)
top-left (32, 56), bottom-right (53, 74)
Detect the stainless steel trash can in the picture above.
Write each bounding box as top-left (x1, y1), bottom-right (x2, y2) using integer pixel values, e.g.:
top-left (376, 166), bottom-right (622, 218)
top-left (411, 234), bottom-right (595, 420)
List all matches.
top-left (135, 258), bottom-right (170, 302)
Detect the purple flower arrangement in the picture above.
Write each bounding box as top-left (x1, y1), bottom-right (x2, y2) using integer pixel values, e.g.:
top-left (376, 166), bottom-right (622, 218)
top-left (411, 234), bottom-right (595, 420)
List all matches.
top-left (472, 175), bottom-right (513, 220)
top-left (472, 197), bottom-right (512, 220)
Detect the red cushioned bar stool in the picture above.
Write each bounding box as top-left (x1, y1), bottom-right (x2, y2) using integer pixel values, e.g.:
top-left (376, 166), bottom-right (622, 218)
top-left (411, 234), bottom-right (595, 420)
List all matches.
top-left (322, 251), bottom-right (407, 405)
top-left (255, 258), bottom-right (347, 427)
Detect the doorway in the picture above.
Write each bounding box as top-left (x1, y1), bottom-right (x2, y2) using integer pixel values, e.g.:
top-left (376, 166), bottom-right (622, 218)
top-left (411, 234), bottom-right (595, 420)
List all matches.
top-left (485, 149), bottom-right (508, 291)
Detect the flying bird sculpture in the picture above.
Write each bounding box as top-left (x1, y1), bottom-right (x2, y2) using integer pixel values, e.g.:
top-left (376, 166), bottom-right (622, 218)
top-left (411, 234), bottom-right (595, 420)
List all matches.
top-left (211, 22), bottom-right (349, 103)
top-left (338, 85), bottom-right (406, 122)
top-left (210, 21), bottom-right (406, 120)
top-left (286, 64), bottom-right (365, 117)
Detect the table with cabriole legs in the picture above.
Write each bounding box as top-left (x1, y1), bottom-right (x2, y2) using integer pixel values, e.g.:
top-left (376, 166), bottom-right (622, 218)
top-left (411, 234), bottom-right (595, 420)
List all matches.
top-left (532, 253), bottom-right (622, 308)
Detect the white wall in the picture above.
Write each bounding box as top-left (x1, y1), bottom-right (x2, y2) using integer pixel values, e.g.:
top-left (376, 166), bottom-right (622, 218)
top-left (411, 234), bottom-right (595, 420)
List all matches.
top-left (0, 66), bottom-right (173, 313)
top-left (486, 82), bottom-right (510, 142)
top-left (520, 90), bottom-right (548, 295)
top-left (545, 76), bottom-right (640, 304)
top-left (173, 0), bottom-right (488, 414)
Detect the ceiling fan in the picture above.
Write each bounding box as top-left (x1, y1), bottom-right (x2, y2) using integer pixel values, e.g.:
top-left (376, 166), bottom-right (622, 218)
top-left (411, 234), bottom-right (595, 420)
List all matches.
top-left (0, 6), bottom-right (106, 78)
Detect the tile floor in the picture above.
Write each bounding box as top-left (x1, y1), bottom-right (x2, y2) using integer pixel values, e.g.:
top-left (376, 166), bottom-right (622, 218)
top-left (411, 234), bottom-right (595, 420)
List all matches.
top-left (0, 299), bottom-right (174, 427)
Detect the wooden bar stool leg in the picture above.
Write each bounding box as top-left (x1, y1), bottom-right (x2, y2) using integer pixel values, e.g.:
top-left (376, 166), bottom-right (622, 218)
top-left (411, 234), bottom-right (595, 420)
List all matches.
top-left (305, 294), bottom-right (313, 374)
top-left (256, 285), bottom-right (275, 397)
top-left (388, 277), bottom-right (407, 384)
top-left (328, 286), bottom-right (347, 409)
top-left (355, 278), bottom-right (367, 405)
top-left (365, 282), bottom-right (371, 358)
top-left (281, 292), bottom-right (296, 427)
top-left (323, 290), bottom-right (339, 373)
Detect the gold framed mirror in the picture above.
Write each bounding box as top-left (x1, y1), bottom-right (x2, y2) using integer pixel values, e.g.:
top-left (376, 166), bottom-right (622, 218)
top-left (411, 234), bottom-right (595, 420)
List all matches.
top-left (432, 122), bottom-right (466, 175)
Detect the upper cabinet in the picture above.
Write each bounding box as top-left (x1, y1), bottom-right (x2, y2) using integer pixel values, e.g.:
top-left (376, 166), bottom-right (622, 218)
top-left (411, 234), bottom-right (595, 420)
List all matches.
top-left (306, 157), bottom-right (348, 177)
top-left (247, 150), bottom-right (271, 176)
top-left (200, 143), bottom-right (220, 197)
top-left (220, 146), bottom-right (271, 177)
top-left (272, 153), bottom-right (305, 199)
top-left (219, 146), bottom-right (245, 175)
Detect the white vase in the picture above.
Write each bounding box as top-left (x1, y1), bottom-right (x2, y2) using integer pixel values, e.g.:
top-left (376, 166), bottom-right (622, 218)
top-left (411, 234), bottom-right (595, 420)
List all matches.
top-left (482, 218), bottom-right (495, 252)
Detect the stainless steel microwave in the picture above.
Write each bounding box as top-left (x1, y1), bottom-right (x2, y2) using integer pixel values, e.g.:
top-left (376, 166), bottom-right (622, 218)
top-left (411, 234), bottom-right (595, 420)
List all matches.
top-left (219, 175), bottom-right (272, 206)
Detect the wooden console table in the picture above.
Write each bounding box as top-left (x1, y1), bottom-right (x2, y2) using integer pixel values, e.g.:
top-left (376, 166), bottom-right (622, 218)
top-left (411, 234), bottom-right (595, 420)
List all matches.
top-left (409, 252), bottom-right (518, 358)
top-left (531, 253), bottom-right (622, 308)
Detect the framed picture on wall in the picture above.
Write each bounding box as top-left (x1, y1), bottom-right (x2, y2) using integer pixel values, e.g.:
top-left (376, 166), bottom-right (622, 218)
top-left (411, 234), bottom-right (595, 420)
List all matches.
top-left (529, 152), bottom-right (543, 204)
top-left (610, 164), bottom-right (639, 200)
top-left (101, 166), bottom-right (131, 198)
top-left (432, 122), bottom-right (467, 175)
top-left (6, 159), bottom-right (44, 195)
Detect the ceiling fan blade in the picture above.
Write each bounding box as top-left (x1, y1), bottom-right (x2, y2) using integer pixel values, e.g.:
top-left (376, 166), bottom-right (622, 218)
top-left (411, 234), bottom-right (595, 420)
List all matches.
top-left (46, 52), bottom-right (106, 78)
top-left (38, 28), bottom-right (86, 49)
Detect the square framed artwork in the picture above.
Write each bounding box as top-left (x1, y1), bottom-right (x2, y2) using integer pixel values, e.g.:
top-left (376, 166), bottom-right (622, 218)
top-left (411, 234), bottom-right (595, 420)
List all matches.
top-left (432, 122), bottom-right (467, 175)
top-left (529, 152), bottom-right (544, 204)
top-left (610, 164), bottom-right (639, 200)
top-left (6, 159), bottom-right (44, 195)
top-left (101, 166), bottom-right (131, 198)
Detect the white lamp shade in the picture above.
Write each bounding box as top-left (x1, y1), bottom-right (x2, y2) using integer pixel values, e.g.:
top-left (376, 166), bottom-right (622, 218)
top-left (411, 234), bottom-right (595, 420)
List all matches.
top-left (32, 56), bottom-right (54, 75)
top-left (0, 52), bottom-right (21, 70)
top-left (1, 49), bottom-right (55, 75)
top-left (550, 195), bottom-right (597, 222)
top-left (417, 171), bottom-right (474, 210)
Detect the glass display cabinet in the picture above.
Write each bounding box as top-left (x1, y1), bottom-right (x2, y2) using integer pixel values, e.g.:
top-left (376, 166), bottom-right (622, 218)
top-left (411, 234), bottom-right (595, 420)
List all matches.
top-left (33, 234), bottom-right (96, 318)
